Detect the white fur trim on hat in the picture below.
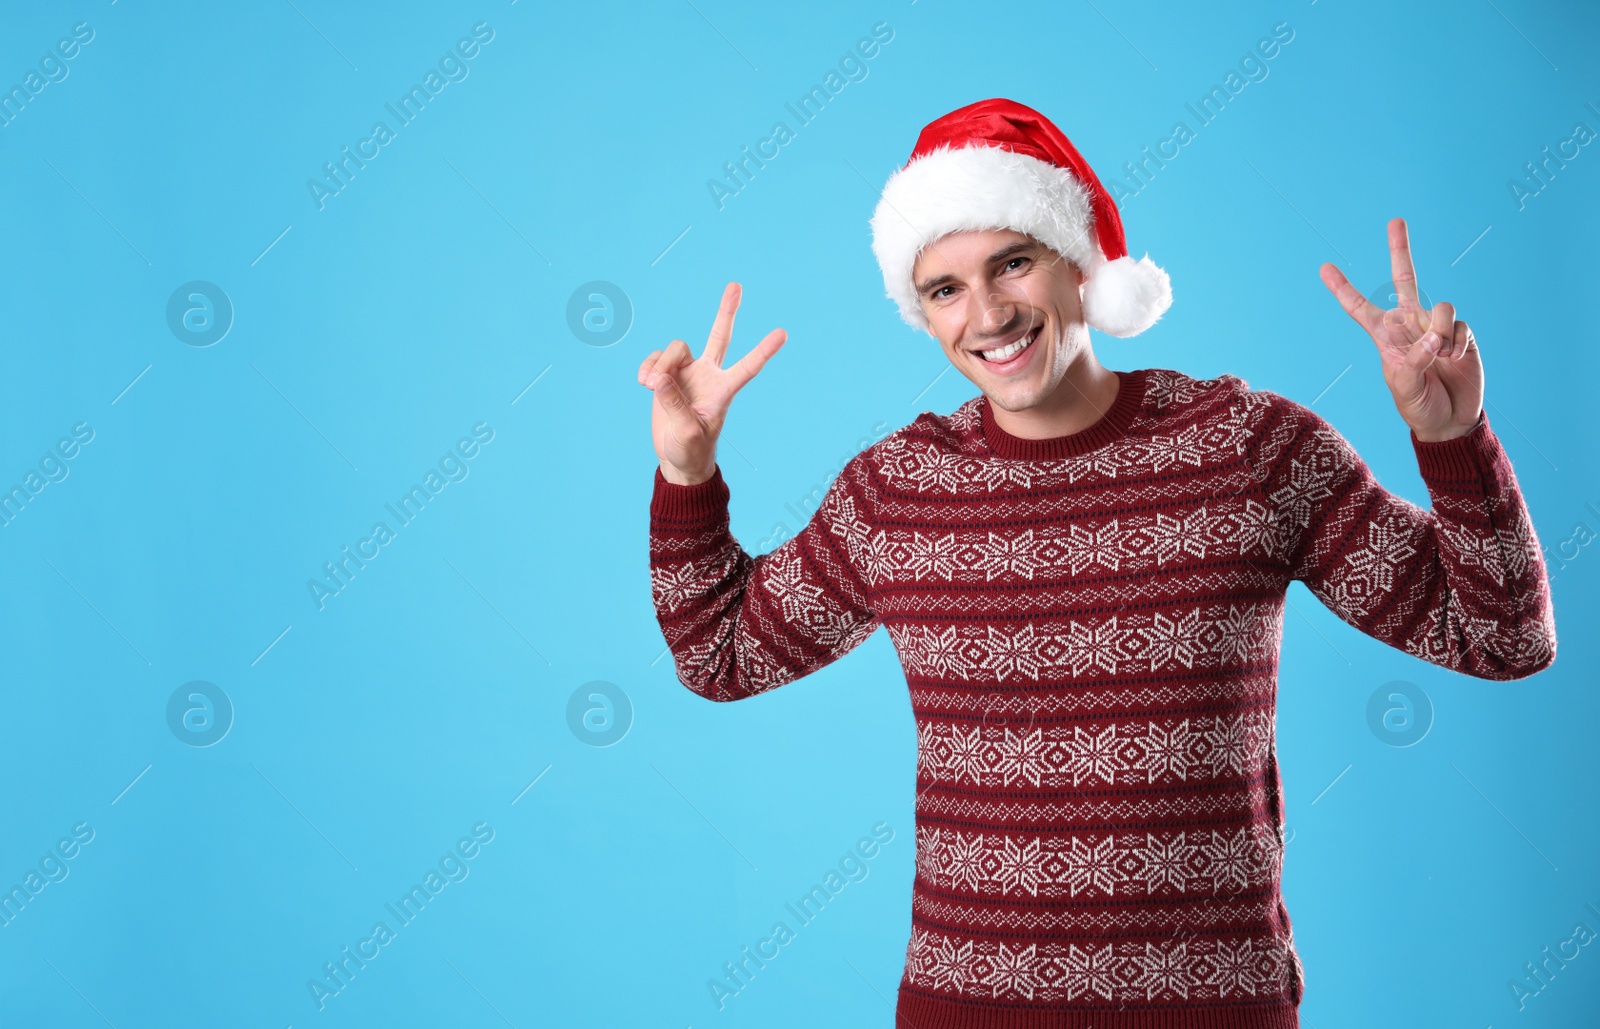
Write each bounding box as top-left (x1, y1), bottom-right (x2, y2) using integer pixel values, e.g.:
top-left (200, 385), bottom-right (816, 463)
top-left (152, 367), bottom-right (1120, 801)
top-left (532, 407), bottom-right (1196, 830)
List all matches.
top-left (869, 143), bottom-right (1171, 337)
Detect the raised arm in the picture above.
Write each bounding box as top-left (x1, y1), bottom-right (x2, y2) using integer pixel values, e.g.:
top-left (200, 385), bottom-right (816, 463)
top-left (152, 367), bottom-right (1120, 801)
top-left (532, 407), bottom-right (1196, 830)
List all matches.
top-left (1238, 391), bottom-right (1554, 679)
top-left (1267, 216), bottom-right (1558, 678)
top-left (640, 282), bottom-right (880, 701)
top-left (649, 456), bottom-right (881, 701)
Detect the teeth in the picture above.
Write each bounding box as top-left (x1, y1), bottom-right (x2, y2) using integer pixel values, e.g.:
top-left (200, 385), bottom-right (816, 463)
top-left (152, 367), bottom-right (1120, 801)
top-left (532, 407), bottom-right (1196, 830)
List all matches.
top-left (981, 329), bottom-right (1035, 362)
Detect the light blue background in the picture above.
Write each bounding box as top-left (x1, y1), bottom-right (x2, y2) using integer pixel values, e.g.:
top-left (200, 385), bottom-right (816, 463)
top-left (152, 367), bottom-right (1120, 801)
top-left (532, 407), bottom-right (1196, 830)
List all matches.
top-left (0, 0), bottom-right (1595, 1025)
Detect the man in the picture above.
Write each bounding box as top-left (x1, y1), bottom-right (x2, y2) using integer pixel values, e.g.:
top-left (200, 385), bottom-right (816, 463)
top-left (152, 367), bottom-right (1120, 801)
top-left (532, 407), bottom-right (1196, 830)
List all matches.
top-left (640, 98), bottom-right (1555, 1027)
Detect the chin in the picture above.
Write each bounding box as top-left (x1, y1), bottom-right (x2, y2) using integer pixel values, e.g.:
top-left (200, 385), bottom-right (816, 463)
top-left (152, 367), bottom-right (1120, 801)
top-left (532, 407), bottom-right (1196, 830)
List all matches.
top-left (985, 384), bottom-right (1049, 413)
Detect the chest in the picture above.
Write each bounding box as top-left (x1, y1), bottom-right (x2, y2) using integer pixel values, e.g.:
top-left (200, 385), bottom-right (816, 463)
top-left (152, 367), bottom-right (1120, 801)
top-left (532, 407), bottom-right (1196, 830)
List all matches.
top-left (865, 444), bottom-right (1291, 684)
top-left (866, 447), bottom-right (1284, 592)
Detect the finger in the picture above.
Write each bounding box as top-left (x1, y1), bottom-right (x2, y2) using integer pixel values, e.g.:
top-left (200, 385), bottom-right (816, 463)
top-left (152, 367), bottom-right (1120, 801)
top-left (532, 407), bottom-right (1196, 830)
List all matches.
top-left (704, 282), bottom-right (742, 367)
top-left (650, 347), bottom-right (700, 429)
top-left (1452, 319), bottom-right (1475, 361)
top-left (646, 340), bottom-right (691, 389)
top-left (1389, 217), bottom-right (1421, 309)
top-left (725, 327), bottom-right (788, 393)
top-left (1380, 302), bottom-right (1433, 351)
top-left (1318, 262), bottom-right (1382, 336)
top-left (1396, 328), bottom-right (1439, 405)
top-left (637, 349), bottom-right (664, 385)
top-left (1429, 301), bottom-right (1456, 357)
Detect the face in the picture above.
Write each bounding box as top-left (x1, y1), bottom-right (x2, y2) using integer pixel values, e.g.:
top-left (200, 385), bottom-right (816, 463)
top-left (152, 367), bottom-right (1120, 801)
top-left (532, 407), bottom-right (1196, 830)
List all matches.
top-left (912, 228), bottom-right (1090, 413)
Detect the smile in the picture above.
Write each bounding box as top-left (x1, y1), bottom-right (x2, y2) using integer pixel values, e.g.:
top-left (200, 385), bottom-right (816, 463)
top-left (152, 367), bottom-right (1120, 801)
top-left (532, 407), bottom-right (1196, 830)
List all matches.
top-left (975, 325), bottom-right (1041, 366)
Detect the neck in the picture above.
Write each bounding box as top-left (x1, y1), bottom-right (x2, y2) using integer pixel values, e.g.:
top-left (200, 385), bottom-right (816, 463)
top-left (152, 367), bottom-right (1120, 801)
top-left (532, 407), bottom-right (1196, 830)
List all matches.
top-left (987, 350), bottom-right (1120, 440)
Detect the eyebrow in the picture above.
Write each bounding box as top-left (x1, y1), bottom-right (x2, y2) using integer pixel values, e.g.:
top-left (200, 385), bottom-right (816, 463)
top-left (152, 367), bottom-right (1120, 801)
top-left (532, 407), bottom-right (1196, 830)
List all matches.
top-left (915, 241), bottom-right (1040, 297)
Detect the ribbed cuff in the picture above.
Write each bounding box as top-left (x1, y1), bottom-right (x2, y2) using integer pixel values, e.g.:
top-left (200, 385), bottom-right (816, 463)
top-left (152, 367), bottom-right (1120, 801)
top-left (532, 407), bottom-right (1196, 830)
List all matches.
top-left (650, 463), bottom-right (730, 523)
top-left (1411, 408), bottom-right (1498, 483)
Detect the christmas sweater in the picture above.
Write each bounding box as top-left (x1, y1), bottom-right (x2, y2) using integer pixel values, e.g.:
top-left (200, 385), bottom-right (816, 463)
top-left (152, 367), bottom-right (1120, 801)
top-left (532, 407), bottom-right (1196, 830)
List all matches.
top-left (647, 366), bottom-right (1556, 1028)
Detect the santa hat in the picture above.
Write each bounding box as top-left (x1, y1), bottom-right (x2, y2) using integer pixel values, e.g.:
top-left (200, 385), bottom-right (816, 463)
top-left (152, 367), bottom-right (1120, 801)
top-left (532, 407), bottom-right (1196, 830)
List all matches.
top-left (869, 97), bottom-right (1171, 338)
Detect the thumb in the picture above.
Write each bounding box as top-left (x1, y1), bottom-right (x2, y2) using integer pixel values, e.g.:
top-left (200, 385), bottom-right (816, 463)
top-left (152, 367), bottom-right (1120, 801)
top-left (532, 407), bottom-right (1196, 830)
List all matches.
top-left (1393, 331), bottom-right (1439, 408)
top-left (652, 357), bottom-right (704, 435)
top-left (654, 359), bottom-right (688, 410)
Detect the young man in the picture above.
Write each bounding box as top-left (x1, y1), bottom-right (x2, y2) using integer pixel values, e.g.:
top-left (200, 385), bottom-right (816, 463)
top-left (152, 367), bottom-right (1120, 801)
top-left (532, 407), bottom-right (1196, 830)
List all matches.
top-left (640, 98), bottom-right (1555, 1027)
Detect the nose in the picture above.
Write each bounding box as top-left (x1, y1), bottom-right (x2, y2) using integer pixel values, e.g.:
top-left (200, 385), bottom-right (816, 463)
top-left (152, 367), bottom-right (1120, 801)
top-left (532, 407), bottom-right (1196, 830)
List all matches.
top-left (972, 288), bottom-right (1020, 336)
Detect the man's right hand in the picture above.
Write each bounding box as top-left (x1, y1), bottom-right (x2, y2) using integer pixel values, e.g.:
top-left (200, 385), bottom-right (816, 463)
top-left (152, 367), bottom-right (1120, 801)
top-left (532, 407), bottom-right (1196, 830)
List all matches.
top-left (639, 282), bottom-right (787, 486)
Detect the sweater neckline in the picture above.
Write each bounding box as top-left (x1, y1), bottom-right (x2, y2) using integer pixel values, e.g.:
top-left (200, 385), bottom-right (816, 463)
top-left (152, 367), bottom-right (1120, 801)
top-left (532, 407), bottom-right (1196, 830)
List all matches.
top-left (978, 367), bottom-right (1148, 461)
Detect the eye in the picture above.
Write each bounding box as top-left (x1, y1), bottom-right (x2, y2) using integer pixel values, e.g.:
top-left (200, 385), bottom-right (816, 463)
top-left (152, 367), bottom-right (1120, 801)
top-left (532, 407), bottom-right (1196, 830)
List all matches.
top-left (1004, 256), bottom-right (1030, 271)
top-left (931, 285), bottom-right (955, 300)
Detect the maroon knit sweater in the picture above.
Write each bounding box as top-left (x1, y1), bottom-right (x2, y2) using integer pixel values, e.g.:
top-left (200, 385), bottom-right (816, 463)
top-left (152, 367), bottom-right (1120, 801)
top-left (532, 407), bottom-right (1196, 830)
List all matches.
top-left (648, 366), bottom-right (1556, 1028)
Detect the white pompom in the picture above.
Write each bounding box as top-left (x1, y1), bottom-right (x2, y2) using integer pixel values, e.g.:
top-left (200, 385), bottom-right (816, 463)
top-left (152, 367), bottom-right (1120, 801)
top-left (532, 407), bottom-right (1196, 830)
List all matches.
top-left (1082, 254), bottom-right (1173, 338)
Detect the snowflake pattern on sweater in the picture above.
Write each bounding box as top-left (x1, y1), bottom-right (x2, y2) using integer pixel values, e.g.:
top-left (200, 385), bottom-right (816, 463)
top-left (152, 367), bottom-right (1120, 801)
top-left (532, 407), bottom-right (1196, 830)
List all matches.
top-left (647, 366), bottom-right (1556, 1028)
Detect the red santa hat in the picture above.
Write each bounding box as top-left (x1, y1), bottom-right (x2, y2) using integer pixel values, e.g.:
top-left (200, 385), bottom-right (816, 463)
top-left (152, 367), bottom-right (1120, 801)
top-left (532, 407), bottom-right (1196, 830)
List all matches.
top-left (870, 97), bottom-right (1172, 338)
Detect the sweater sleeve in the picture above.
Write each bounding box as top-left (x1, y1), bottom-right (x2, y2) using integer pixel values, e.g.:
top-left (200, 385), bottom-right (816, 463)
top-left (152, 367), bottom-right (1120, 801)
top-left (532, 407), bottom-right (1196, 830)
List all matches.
top-left (648, 454), bottom-right (882, 702)
top-left (1238, 390), bottom-right (1556, 680)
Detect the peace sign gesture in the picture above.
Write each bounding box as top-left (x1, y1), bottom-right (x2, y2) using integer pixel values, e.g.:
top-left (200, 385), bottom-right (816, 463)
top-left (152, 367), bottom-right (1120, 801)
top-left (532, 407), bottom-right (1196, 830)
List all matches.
top-left (639, 282), bottom-right (788, 485)
top-left (1318, 218), bottom-right (1484, 442)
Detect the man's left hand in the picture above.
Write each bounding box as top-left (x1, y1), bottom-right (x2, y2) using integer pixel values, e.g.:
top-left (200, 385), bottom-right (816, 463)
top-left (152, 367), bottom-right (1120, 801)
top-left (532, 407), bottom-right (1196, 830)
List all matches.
top-left (1318, 217), bottom-right (1484, 442)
